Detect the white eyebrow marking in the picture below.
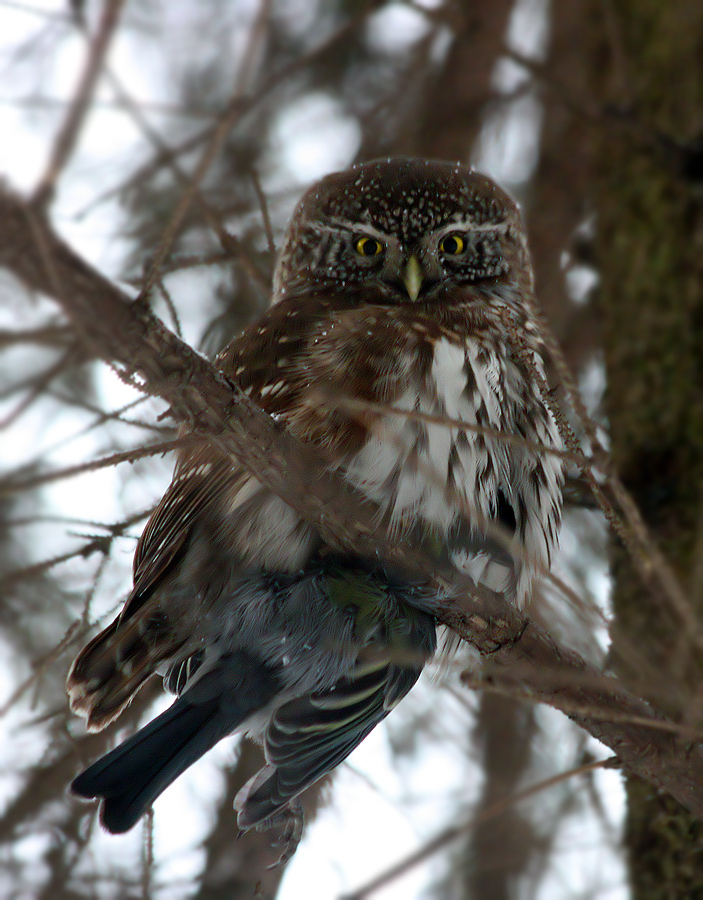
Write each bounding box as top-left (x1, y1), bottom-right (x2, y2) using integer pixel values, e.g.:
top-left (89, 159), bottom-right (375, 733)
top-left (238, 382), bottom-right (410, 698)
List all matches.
top-left (435, 218), bottom-right (508, 235)
top-left (327, 219), bottom-right (390, 241)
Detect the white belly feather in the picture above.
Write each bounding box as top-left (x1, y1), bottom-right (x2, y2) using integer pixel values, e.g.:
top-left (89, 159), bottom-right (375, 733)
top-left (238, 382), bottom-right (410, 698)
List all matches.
top-left (344, 339), bottom-right (507, 525)
top-left (343, 338), bottom-right (562, 605)
top-left (221, 338), bottom-right (562, 607)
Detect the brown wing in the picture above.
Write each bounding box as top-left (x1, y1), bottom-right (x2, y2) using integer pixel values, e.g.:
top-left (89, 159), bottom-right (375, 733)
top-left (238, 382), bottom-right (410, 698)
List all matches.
top-left (127, 445), bottom-right (247, 616)
top-left (66, 295), bottom-right (338, 729)
top-left (66, 444), bottom-right (252, 729)
top-left (66, 293), bottom-right (417, 730)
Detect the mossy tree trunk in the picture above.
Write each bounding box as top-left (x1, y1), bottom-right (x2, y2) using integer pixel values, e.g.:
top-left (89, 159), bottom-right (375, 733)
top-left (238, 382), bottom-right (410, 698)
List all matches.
top-left (589, 2), bottom-right (703, 893)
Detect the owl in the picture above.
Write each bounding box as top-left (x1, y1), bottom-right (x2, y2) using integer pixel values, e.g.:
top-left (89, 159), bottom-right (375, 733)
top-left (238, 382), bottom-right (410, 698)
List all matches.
top-left (67, 157), bottom-right (563, 850)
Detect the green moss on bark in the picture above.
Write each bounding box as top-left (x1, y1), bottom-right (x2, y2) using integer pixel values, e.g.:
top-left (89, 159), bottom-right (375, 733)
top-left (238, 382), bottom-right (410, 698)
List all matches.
top-left (589, 1), bottom-right (703, 894)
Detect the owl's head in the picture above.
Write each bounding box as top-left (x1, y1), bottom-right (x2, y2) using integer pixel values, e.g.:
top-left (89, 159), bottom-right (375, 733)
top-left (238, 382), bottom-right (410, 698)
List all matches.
top-left (273, 157), bottom-right (532, 309)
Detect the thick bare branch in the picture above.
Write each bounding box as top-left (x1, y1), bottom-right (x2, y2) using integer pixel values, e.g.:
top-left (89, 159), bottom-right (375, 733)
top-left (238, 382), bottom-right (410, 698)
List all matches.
top-left (1, 185), bottom-right (702, 818)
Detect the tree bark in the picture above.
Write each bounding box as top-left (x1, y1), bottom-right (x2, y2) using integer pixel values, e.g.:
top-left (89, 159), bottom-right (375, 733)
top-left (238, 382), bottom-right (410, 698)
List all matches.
top-left (588, 1), bottom-right (703, 893)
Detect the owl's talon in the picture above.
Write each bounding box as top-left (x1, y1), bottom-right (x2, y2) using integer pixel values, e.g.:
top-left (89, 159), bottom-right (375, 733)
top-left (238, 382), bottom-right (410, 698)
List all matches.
top-left (261, 801), bottom-right (304, 868)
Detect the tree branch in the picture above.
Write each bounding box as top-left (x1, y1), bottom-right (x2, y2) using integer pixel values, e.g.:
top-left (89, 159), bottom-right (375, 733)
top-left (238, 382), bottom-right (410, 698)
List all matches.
top-left (1, 185), bottom-right (702, 817)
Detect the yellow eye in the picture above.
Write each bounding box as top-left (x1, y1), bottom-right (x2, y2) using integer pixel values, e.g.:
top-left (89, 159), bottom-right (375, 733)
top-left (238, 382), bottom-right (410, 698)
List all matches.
top-left (354, 236), bottom-right (384, 257)
top-left (439, 233), bottom-right (466, 255)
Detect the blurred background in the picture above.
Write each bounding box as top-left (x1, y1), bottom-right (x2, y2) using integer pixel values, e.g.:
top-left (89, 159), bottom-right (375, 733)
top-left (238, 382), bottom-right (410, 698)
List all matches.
top-left (0, 1), bottom-right (701, 897)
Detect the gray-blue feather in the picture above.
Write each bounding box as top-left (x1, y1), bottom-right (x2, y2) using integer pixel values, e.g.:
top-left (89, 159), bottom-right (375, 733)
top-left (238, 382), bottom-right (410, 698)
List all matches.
top-left (71, 560), bottom-right (436, 834)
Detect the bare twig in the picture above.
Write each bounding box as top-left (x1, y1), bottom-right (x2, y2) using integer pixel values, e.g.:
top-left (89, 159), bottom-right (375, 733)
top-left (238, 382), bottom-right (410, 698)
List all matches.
top-left (333, 394), bottom-right (585, 467)
top-left (0, 324), bottom-right (72, 347)
top-left (0, 439), bottom-right (177, 497)
top-left (0, 620), bottom-right (81, 718)
top-left (0, 343), bottom-right (84, 427)
top-left (80, 3), bottom-right (379, 218)
top-left (341, 757), bottom-right (614, 900)
top-left (506, 305), bottom-right (702, 645)
top-left (251, 168), bottom-right (277, 259)
top-left (141, 810), bottom-right (154, 900)
top-left (32, 0), bottom-right (126, 208)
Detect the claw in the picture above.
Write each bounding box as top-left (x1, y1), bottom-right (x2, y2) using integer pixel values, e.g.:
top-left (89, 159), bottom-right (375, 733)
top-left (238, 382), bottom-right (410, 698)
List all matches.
top-left (259, 801), bottom-right (304, 868)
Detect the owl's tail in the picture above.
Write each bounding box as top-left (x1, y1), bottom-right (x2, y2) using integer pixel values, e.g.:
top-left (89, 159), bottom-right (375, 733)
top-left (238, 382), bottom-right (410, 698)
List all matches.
top-left (67, 603), bottom-right (186, 731)
top-left (71, 651), bottom-right (280, 834)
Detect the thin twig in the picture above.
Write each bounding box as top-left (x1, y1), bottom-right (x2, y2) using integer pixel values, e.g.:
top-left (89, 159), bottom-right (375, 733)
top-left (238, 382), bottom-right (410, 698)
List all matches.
top-left (506, 306), bottom-right (702, 643)
top-left (0, 440), bottom-right (177, 497)
top-left (0, 621), bottom-right (81, 718)
top-left (134, 0), bottom-right (273, 299)
top-left (0, 344), bottom-right (84, 426)
top-left (231, 0), bottom-right (274, 95)
top-left (341, 757), bottom-right (614, 900)
top-left (78, 4), bottom-right (379, 219)
top-left (251, 168), bottom-right (276, 259)
top-left (141, 810), bottom-right (154, 900)
top-left (333, 394), bottom-right (587, 467)
top-left (155, 279), bottom-right (183, 338)
top-left (0, 324), bottom-right (72, 347)
top-left (32, 0), bottom-right (126, 207)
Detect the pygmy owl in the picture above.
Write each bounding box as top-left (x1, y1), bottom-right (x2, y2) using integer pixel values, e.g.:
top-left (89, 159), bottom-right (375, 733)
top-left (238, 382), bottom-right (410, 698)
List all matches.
top-left (67, 157), bottom-right (563, 850)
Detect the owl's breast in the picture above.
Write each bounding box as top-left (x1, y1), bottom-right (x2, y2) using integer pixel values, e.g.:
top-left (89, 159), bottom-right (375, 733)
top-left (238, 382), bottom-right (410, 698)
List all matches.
top-left (342, 337), bottom-right (506, 529)
top-left (341, 336), bottom-right (563, 602)
top-left (212, 316), bottom-right (561, 603)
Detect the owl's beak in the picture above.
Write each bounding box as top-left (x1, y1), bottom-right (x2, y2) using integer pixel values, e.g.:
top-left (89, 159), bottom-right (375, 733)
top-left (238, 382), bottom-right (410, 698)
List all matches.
top-left (402, 255), bottom-right (424, 302)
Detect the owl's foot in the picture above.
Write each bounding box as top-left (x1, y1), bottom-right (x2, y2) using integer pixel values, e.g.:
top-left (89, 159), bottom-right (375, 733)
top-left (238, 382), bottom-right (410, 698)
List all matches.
top-left (260, 800), bottom-right (305, 868)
